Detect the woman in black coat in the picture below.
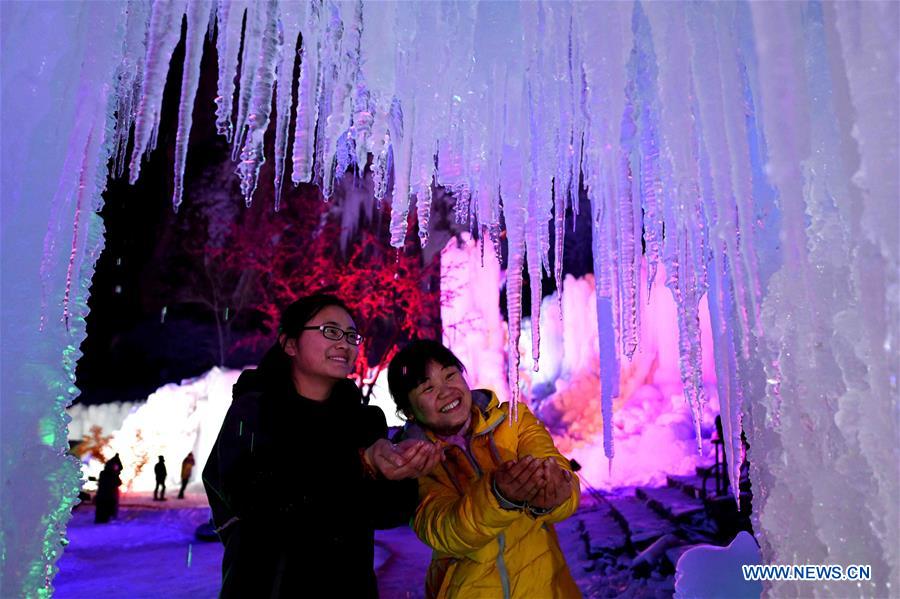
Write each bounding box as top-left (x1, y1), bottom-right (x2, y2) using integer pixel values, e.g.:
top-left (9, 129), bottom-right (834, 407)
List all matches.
top-left (203, 294), bottom-right (442, 598)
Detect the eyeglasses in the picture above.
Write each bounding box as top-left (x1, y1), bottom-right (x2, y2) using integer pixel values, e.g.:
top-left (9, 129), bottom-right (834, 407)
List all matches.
top-left (301, 325), bottom-right (364, 346)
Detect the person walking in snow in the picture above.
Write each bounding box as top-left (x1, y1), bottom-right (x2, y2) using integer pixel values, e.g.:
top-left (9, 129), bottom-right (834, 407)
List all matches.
top-left (203, 293), bottom-right (443, 599)
top-left (389, 340), bottom-right (582, 599)
top-left (153, 456), bottom-right (167, 501)
top-left (178, 452), bottom-right (195, 499)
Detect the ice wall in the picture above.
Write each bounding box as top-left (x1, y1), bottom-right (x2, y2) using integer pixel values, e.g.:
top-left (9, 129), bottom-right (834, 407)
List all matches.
top-left (1, 1), bottom-right (897, 596)
top-left (1, 2), bottom-right (127, 595)
top-left (442, 237), bottom-right (720, 488)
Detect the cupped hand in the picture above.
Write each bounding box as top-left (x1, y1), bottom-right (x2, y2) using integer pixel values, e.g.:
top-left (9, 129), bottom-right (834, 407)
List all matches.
top-left (365, 438), bottom-right (443, 480)
top-left (493, 456), bottom-right (547, 504)
top-left (527, 458), bottom-right (573, 511)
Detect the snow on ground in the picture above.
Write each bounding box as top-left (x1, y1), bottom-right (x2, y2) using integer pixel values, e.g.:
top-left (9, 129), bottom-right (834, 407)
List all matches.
top-left (54, 493), bottom-right (429, 599)
top-left (54, 495), bottom-right (221, 599)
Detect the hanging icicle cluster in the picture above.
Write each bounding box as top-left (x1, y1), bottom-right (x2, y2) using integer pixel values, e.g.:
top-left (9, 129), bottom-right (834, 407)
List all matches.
top-left (117, 0), bottom-right (895, 514)
top-left (5, 0), bottom-right (898, 596)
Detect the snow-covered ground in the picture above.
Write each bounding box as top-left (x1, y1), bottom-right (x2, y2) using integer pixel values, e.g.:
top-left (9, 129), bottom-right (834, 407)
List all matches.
top-left (54, 493), bottom-right (431, 599)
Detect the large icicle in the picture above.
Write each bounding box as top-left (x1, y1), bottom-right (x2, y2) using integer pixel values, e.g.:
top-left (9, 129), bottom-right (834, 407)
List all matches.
top-left (629, 1), bottom-right (664, 297)
top-left (502, 143), bottom-right (528, 414)
top-left (644, 1), bottom-right (708, 452)
top-left (271, 4), bottom-right (304, 210)
top-left (214, 0), bottom-right (248, 142)
top-left (236, 0), bottom-right (281, 205)
top-left (231, 1), bottom-right (265, 162)
top-left (128, 0), bottom-right (188, 184)
top-left (388, 96), bottom-right (413, 248)
top-left (172, 0), bottom-right (214, 211)
top-left (111, 1), bottom-right (150, 179)
top-left (577, 0), bottom-right (632, 460)
top-left (290, 2), bottom-right (321, 185)
top-left (321, 1), bottom-right (360, 200)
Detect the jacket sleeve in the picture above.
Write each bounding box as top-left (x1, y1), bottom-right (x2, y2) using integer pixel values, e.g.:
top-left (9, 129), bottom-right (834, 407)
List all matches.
top-left (360, 405), bottom-right (420, 529)
top-left (513, 403), bottom-right (581, 524)
top-left (202, 393), bottom-right (275, 530)
top-left (413, 467), bottom-right (521, 556)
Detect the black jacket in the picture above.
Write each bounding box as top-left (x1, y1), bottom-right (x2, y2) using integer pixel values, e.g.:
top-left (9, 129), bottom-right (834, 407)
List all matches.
top-left (203, 351), bottom-right (418, 598)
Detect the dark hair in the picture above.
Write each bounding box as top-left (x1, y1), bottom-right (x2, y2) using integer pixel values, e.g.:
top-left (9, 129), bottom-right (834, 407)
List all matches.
top-left (257, 294), bottom-right (357, 378)
top-left (278, 293), bottom-right (356, 342)
top-left (388, 339), bottom-right (466, 417)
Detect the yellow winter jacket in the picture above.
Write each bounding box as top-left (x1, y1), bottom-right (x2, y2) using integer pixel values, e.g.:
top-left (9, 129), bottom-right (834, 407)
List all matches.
top-left (403, 390), bottom-right (582, 599)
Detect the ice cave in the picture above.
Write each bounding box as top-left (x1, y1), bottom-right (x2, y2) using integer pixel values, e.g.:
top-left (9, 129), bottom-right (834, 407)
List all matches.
top-left (0, 1), bottom-right (897, 597)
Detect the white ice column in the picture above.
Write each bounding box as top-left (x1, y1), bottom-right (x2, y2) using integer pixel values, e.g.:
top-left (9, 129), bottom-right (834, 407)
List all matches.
top-left (1, 2), bottom-right (126, 595)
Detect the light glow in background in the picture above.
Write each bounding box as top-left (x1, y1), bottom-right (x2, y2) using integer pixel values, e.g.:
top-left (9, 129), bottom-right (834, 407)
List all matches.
top-left (70, 234), bottom-right (718, 492)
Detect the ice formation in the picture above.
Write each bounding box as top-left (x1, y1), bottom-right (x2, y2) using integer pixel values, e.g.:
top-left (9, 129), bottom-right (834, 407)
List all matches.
top-left (1, 1), bottom-right (897, 596)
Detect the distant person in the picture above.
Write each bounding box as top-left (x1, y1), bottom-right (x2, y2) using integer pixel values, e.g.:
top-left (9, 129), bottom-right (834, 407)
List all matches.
top-left (203, 294), bottom-right (442, 598)
top-left (94, 458), bottom-right (122, 523)
top-left (389, 340), bottom-right (582, 598)
top-left (178, 452), bottom-right (195, 499)
top-left (153, 456), bottom-right (167, 501)
top-left (108, 453), bottom-right (123, 518)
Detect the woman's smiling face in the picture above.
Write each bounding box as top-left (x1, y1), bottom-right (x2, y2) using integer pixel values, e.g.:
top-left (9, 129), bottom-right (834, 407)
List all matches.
top-left (284, 305), bottom-right (360, 382)
top-left (407, 360), bottom-right (472, 436)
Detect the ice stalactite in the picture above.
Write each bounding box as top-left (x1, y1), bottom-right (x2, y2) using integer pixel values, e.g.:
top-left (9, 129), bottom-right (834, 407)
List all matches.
top-left (617, 103), bottom-right (640, 362)
top-left (272, 3), bottom-right (304, 210)
top-left (128, 0), bottom-right (187, 184)
top-left (236, 0), bottom-right (281, 205)
top-left (8, 2), bottom-right (900, 593)
top-left (312, 2), bottom-right (343, 195)
top-left (321, 1), bottom-right (359, 200)
top-left (172, 0), bottom-right (213, 212)
top-left (578, 0), bottom-right (631, 460)
top-left (111, 1), bottom-right (150, 179)
top-left (502, 144), bottom-right (528, 415)
top-left (643, 1), bottom-right (708, 454)
top-left (230, 1), bottom-right (264, 163)
top-left (551, 6), bottom-right (575, 314)
top-left (387, 96), bottom-right (412, 248)
top-left (629, 2), bottom-right (663, 298)
top-left (290, 8), bottom-right (319, 186)
top-left (214, 0), bottom-right (247, 142)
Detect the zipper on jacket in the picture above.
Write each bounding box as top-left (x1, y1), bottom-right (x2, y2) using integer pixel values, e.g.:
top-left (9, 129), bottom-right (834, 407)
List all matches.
top-left (496, 532), bottom-right (511, 599)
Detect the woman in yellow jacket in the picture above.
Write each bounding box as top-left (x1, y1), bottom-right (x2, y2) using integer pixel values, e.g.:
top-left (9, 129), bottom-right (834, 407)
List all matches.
top-left (389, 340), bottom-right (582, 599)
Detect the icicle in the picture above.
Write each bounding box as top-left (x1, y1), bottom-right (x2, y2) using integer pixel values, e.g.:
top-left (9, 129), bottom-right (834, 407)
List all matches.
top-left (214, 0), bottom-right (248, 142)
top-left (417, 185), bottom-right (433, 248)
top-left (525, 76), bottom-right (545, 370)
top-left (372, 129), bottom-right (391, 206)
top-left (713, 3), bottom-right (762, 341)
top-left (388, 96), bottom-right (413, 248)
top-left (322, 1), bottom-right (360, 200)
top-left (645, 1), bottom-right (708, 449)
top-left (313, 1), bottom-right (345, 193)
top-left (236, 0), bottom-right (281, 205)
top-left (553, 177), bottom-right (565, 315)
top-left (291, 45), bottom-right (317, 185)
top-left (630, 1), bottom-right (664, 296)
top-left (593, 205), bottom-right (620, 462)
top-left (112, 0), bottom-right (150, 179)
top-left (272, 4), bottom-right (305, 210)
top-left (616, 109), bottom-right (639, 361)
top-left (687, 3), bottom-right (754, 360)
top-left (128, 0), bottom-right (188, 184)
top-left (526, 189), bottom-right (543, 371)
top-left (172, 0), bottom-right (214, 212)
top-left (346, 0), bottom-right (372, 175)
top-left (231, 1), bottom-right (265, 162)
top-left (63, 131), bottom-right (94, 331)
